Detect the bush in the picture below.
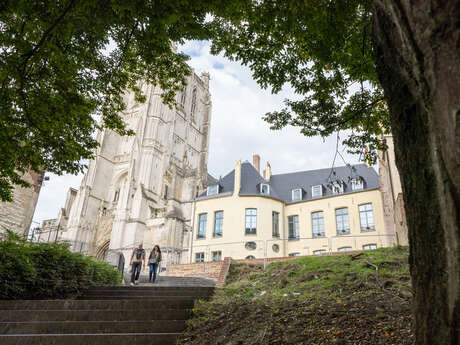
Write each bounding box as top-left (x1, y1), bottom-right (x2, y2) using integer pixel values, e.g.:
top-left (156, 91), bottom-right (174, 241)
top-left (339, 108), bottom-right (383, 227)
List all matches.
top-left (0, 231), bottom-right (122, 299)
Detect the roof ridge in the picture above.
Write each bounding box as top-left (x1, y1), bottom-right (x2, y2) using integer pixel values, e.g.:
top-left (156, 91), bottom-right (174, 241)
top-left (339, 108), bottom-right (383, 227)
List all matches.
top-left (271, 163), bottom-right (368, 177)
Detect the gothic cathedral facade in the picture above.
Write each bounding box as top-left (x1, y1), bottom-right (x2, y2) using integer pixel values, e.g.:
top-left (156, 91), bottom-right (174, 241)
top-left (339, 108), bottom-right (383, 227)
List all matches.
top-left (59, 71), bottom-right (212, 266)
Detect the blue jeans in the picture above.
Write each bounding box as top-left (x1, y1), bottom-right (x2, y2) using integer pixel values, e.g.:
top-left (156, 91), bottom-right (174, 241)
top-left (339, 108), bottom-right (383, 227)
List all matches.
top-left (149, 263), bottom-right (158, 283)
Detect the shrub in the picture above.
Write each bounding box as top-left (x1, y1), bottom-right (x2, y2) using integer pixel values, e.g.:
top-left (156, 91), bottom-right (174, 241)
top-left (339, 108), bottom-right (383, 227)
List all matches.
top-left (0, 231), bottom-right (121, 299)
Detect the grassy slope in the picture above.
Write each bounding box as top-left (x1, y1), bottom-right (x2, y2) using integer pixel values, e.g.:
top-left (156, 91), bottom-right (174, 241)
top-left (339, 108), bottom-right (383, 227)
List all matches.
top-left (180, 247), bottom-right (414, 345)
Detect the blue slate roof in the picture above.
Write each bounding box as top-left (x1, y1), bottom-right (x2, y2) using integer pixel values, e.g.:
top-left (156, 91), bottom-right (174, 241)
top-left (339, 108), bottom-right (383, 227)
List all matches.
top-left (199, 161), bottom-right (379, 203)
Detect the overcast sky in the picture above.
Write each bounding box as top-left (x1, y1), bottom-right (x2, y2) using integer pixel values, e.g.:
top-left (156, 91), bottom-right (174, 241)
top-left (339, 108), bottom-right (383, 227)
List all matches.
top-left (32, 41), bottom-right (362, 226)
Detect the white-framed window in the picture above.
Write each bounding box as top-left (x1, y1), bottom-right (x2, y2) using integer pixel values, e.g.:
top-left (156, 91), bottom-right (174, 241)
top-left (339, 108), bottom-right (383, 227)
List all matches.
top-left (313, 249), bottom-right (326, 255)
top-left (272, 211), bottom-right (280, 237)
top-left (312, 211), bottom-right (325, 237)
top-left (351, 178), bottom-right (364, 191)
top-left (288, 215), bottom-right (299, 240)
top-left (207, 184), bottom-right (219, 196)
top-left (332, 180), bottom-right (344, 194)
top-left (292, 188), bottom-right (302, 201)
top-left (359, 203), bottom-right (375, 231)
top-left (213, 211), bottom-right (223, 237)
top-left (245, 208), bottom-right (257, 235)
top-left (260, 184), bottom-right (270, 195)
top-left (338, 247), bottom-right (352, 252)
top-left (212, 251), bottom-right (222, 261)
top-left (335, 208), bottom-right (350, 235)
top-left (289, 252), bottom-right (301, 257)
top-left (363, 244), bottom-right (377, 250)
top-left (311, 185), bottom-right (323, 198)
top-left (195, 252), bottom-right (205, 262)
top-left (197, 213), bottom-right (207, 239)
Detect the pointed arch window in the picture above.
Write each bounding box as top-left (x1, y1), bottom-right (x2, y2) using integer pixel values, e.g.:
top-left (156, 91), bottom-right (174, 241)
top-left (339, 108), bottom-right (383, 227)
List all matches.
top-left (190, 87), bottom-right (197, 122)
top-left (180, 85), bottom-right (187, 107)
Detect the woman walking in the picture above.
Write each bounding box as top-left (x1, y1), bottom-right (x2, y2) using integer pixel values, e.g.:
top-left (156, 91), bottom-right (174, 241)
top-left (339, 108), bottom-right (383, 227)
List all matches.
top-left (148, 245), bottom-right (162, 283)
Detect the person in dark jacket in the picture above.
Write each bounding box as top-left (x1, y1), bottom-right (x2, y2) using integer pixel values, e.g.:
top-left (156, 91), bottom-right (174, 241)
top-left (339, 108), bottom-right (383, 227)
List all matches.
top-left (148, 245), bottom-right (162, 283)
top-left (129, 243), bottom-right (145, 286)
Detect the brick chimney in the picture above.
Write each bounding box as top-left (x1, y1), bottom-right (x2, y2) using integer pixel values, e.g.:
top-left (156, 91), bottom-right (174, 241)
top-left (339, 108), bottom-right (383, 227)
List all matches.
top-left (253, 154), bottom-right (260, 174)
top-left (264, 161), bottom-right (272, 180)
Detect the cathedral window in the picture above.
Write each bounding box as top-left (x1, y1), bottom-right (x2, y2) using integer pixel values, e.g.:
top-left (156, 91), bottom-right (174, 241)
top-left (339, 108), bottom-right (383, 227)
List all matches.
top-left (164, 185), bottom-right (169, 199)
top-left (180, 85), bottom-right (187, 107)
top-left (190, 87), bottom-right (197, 122)
top-left (113, 190), bottom-right (120, 202)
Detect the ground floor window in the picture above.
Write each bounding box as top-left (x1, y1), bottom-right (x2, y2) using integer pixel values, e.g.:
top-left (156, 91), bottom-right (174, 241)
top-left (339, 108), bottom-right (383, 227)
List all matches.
top-left (363, 244), bottom-right (377, 250)
top-left (338, 247), bottom-right (352, 252)
top-left (195, 252), bottom-right (205, 262)
top-left (212, 251), bottom-right (222, 261)
top-left (313, 249), bottom-right (326, 255)
top-left (288, 252), bottom-right (301, 257)
top-left (245, 255), bottom-right (255, 260)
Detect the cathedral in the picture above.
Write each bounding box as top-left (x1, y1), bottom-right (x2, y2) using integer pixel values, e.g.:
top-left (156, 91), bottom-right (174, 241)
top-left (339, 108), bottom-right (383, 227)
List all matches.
top-left (57, 70), bottom-right (212, 266)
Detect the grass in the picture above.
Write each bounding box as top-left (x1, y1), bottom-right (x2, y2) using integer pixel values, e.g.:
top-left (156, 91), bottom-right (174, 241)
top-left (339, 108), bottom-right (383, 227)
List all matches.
top-left (179, 246), bottom-right (414, 345)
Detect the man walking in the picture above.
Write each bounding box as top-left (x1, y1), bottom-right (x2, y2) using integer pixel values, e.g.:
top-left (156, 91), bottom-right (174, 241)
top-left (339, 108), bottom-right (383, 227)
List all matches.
top-left (129, 243), bottom-right (145, 286)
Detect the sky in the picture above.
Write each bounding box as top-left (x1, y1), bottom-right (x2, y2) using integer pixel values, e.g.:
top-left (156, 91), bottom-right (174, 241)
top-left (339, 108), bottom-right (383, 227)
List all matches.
top-left (32, 41), bottom-right (362, 226)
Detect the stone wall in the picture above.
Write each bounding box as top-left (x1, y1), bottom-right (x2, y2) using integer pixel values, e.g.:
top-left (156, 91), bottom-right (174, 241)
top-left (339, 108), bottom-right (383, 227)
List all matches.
top-left (165, 257), bottom-right (231, 287)
top-left (0, 170), bottom-right (43, 237)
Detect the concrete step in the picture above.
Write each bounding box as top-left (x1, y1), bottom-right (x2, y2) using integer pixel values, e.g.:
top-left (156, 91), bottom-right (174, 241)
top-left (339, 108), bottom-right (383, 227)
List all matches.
top-left (0, 333), bottom-right (180, 345)
top-left (0, 299), bottom-right (194, 310)
top-left (78, 295), bottom-right (207, 301)
top-left (0, 309), bottom-right (191, 322)
top-left (87, 284), bottom-right (216, 293)
top-left (83, 288), bottom-right (213, 297)
top-left (0, 320), bottom-right (186, 334)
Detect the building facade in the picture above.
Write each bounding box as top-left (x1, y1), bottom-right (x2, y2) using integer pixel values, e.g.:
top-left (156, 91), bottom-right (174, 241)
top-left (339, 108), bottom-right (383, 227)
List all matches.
top-left (378, 135), bottom-right (408, 245)
top-left (189, 156), bottom-right (394, 262)
top-left (58, 71), bottom-right (212, 266)
top-left (0, 170), bottom-right (44, 238)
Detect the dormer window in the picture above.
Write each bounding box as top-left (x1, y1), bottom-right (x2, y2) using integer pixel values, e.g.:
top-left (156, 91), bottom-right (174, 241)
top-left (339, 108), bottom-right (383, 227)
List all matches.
top-left (260, 184), bottom-right (270, 195)
top-left (207, 184), bottom-right (219, 196)
top-left (311, 185), bottom-right (323, 198)
top-left (291, 188), bottom-right (302, 201)
top-left (351, 177), bottom-right (364, 191)
top-left (331, 180), bottom-right (344, 195)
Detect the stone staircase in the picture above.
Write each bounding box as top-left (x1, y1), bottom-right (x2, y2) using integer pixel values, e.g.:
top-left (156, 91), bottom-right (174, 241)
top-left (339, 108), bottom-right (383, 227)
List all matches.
top-left (0, 277), bottom-right (215, 345)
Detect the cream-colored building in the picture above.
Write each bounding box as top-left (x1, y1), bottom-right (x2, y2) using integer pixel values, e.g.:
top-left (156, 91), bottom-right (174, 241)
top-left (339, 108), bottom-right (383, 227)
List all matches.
top-left (189, 156), bottom-right (394, 262)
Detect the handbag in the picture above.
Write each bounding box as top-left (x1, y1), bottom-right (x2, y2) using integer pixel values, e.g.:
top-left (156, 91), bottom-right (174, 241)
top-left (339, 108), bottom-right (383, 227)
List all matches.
top-left (149, 257), bottom-right (157, 264)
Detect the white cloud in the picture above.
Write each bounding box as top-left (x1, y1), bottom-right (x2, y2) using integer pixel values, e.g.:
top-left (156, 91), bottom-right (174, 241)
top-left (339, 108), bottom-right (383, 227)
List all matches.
top-left (32, 41), bottom-right (363, 225)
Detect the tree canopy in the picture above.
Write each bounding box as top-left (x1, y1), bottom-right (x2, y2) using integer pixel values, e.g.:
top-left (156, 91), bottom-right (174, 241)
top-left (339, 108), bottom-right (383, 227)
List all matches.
top-left (0, 0), bottom-right (243, 201)
top-left (1, 0), bottom-right (389, 202)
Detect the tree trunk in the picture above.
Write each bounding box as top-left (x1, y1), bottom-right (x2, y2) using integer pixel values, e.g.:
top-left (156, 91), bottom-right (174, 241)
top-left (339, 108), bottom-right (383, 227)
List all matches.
top-left (372, 1), bottom-right (460, 344)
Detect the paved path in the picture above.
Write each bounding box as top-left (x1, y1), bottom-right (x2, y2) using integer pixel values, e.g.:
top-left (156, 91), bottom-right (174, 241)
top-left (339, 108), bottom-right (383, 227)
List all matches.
top-left (123, 272), bottom-right (216, 287)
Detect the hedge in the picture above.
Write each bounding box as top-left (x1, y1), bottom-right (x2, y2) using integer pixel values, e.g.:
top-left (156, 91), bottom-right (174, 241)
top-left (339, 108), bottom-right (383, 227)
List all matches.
top-left (0, 231), bottom-right (122, 299)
